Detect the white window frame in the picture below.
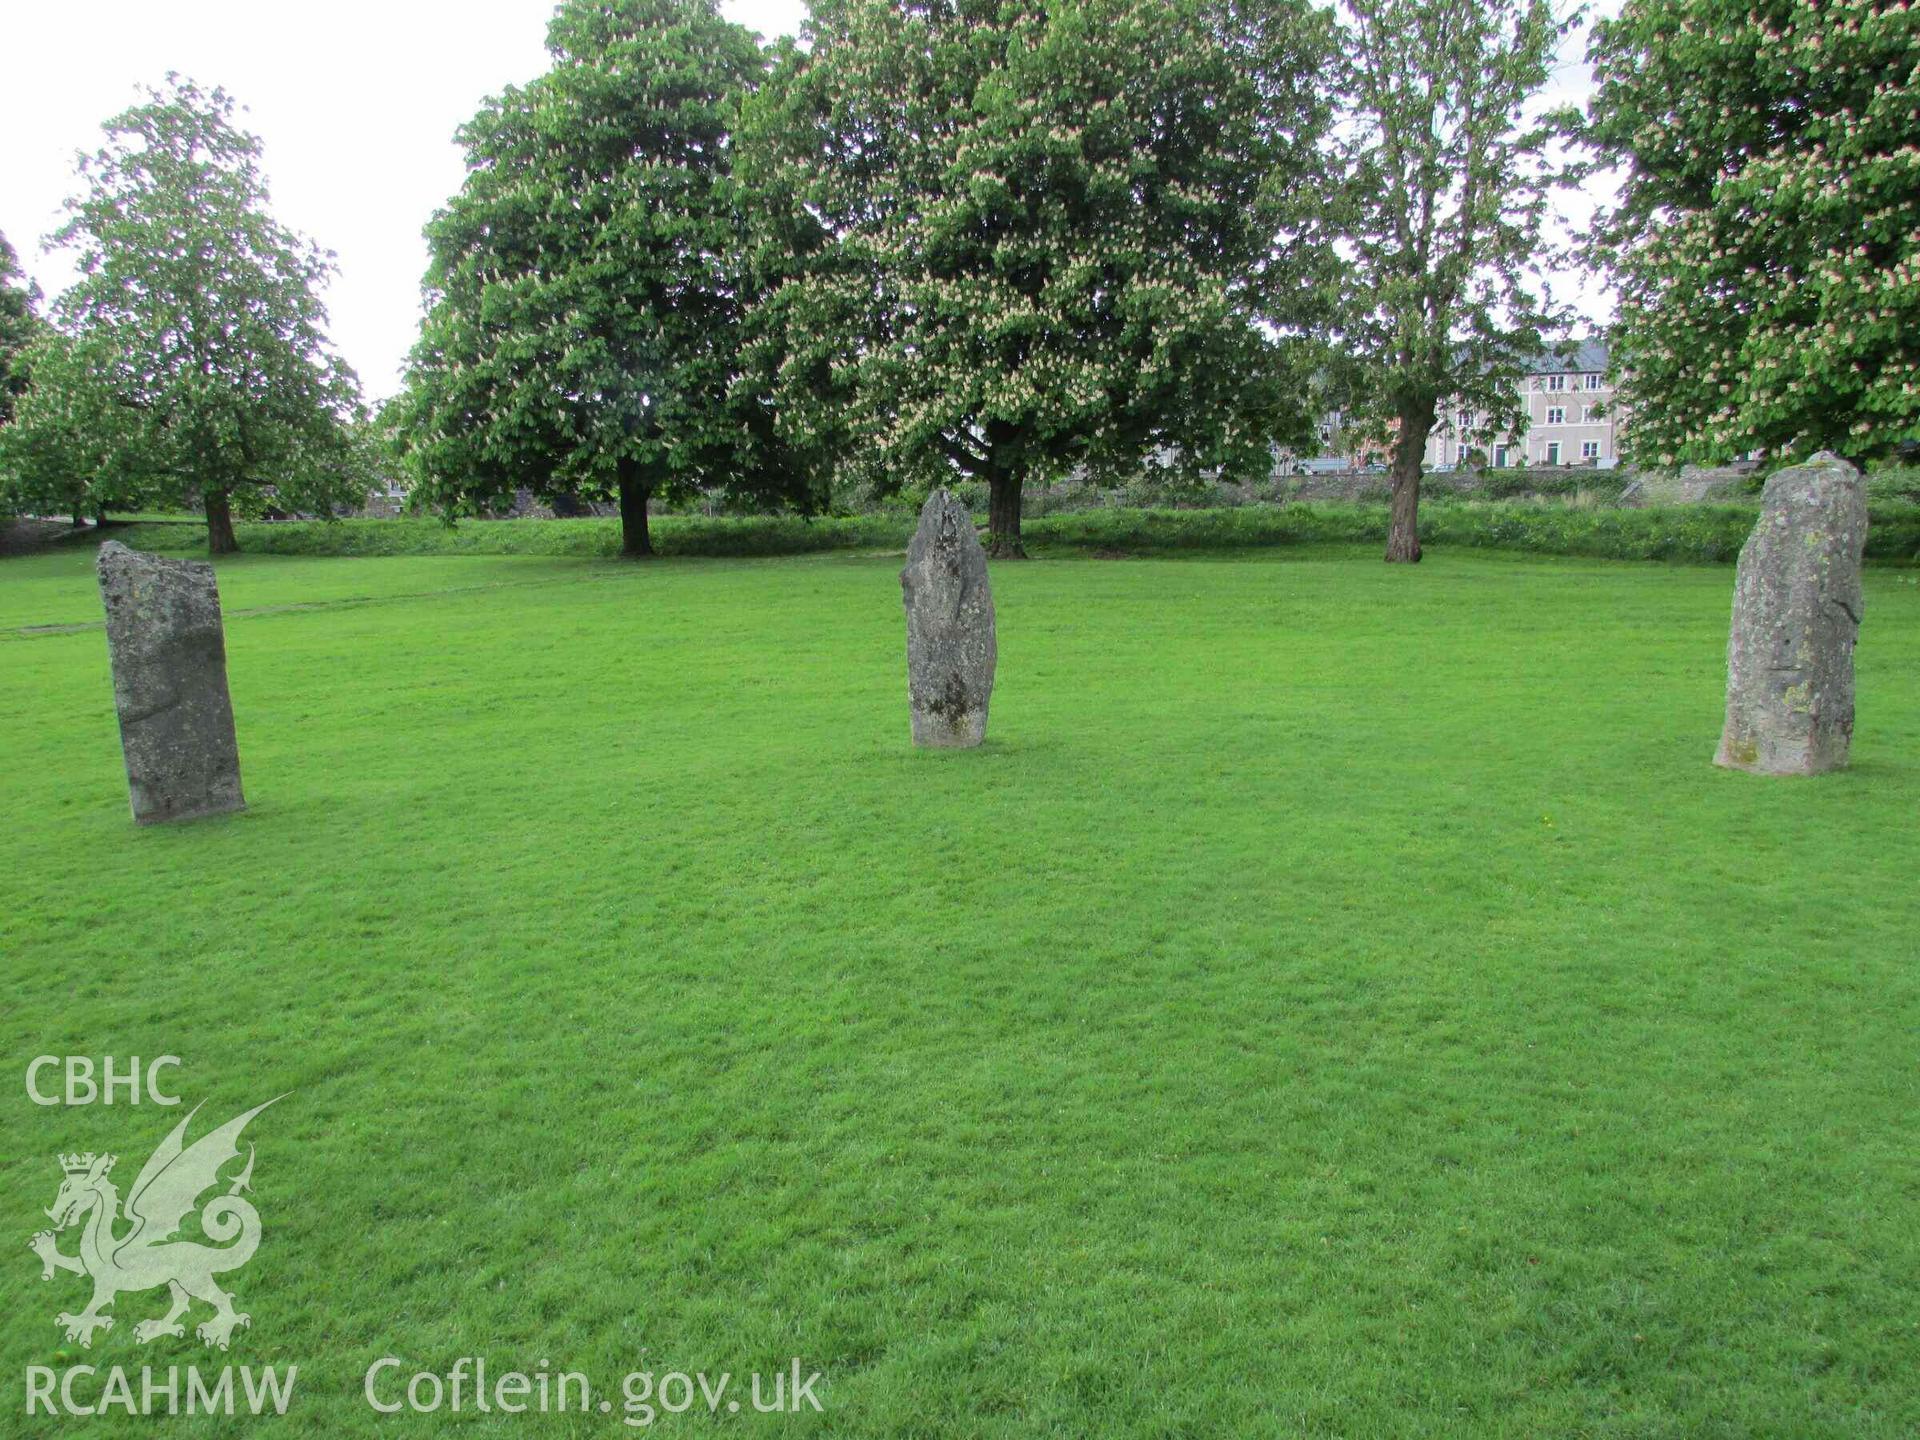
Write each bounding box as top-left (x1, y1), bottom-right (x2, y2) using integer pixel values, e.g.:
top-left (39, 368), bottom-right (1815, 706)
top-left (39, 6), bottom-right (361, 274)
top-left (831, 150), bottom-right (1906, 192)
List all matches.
top-left (1546, 406), bottom-right (1565, 426)
top-left (1581, 441), bottom-right (1600, 461)
top-left (1546, 374), bottom-right (1566, 392)
top-left (1584, 373), bottom-right (1603, 390)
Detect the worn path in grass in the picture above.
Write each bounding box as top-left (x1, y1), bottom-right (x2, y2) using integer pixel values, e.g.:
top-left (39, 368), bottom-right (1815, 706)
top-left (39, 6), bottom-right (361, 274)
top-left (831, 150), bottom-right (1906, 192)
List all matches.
top-left (2, 545), bottom-right (1917, 1437)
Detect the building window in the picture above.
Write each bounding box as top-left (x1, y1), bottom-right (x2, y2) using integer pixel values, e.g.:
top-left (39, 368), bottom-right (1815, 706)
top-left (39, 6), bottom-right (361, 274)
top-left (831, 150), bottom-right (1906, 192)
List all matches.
top-left (1546, 407), bottom-right (1565, 425)
top-left (1546, 374), bottom-right (1566, 392)
top-left (1494, 445), bottom-right (1511, 468)
top-left (1585, 373), bottom-right (1603, 390)
top-left (1582, 441), bottom-right (1600, 460)
top-left (1546, 441), bottom-right (1562, 464)
top-left (1457, 411), bottom-right (1472, 432)
top-left (1583, 405), bottom-right (1602, 422)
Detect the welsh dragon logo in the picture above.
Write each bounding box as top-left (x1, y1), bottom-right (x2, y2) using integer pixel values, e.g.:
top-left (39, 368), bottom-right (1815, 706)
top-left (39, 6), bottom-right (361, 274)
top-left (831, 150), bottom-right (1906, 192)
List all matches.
top-left (28, 1097), bottom-right (281, 1350)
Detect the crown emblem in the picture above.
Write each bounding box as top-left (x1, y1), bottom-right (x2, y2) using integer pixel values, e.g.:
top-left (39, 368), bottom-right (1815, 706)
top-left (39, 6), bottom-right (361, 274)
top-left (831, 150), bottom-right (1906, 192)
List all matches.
top-left (59, 1153), bottom-right (111, 1176)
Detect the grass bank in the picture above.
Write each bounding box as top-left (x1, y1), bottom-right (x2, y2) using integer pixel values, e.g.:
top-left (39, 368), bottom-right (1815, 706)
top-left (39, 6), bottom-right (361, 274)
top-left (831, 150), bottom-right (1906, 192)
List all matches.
top-left (102, 499), bottom-right (1920, 567)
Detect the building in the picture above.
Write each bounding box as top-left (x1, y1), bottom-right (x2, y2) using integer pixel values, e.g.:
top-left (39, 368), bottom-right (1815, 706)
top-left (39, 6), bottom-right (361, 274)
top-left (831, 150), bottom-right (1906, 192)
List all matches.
top-left (1424, 339), bottom-right (1621, 470)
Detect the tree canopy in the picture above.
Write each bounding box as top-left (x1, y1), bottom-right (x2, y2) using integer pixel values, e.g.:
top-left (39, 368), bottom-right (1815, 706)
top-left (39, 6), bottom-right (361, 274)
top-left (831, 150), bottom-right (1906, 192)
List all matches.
top-left (0, 329), bottom-right (141, 525)
top-left (25, 75), bottom-right (366, 551)
top-left (740, 0), bottom-right (1333, 557)
top-left (398, 0), bottom-right (808, 557)
top-left (1583, 0), bottom-right (1920, 465)
top-left (0, 232), bottom-right (41, 431)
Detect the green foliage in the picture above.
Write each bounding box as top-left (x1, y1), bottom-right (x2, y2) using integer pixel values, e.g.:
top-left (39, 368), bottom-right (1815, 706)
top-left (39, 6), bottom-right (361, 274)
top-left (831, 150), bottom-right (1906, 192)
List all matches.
top-left (36, 76), bottom-right (366, 550)
top-left (0, 329), bottom-right (139, 521)
top-left (398, 0), bottom-right (808, 554)
top-left (0, 231), bottom-right (41, 429)
top-left (1584, 0), bottom-right (1920, 462)
top-left (105, 499), bottom-right (1920, 566)
top-left (111, 511), bottom-right (914, 559)
top-left (740, 0), bottom-right (1334, 555)
top-left (1466, 467), bottom-right (1635, 502)
top-left (1866, 466), bottom-right (1920, 505)
top-left (1030, 501), bottom-right (1920, 563)
top-left (1321, 0), bottom-right (1572, 558)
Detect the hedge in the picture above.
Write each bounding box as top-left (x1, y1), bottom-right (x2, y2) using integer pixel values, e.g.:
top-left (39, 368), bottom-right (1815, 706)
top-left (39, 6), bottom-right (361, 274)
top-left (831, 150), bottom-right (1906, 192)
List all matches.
top-left (104, 500), bottom-right (1920, 566)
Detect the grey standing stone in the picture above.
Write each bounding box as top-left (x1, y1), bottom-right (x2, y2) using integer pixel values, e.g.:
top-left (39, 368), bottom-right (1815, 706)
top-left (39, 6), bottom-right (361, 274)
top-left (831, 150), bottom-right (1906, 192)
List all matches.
top-left (901, 489), bottom-right (996, 748)
top-left (1715, 452), bottom-right (1867, 776)
top-left (96, 541), bottom-right (246, 823)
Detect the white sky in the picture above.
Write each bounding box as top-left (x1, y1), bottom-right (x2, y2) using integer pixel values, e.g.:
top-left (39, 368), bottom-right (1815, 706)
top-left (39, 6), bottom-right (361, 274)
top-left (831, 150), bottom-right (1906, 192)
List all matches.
top-left (0, 0), bottom-right (1612, 402)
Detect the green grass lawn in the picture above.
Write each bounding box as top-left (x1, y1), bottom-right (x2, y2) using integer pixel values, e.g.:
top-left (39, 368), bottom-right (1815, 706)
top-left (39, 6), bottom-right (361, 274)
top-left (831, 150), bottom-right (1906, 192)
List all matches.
top-left (2, 543), bottom-right (1916, 1436)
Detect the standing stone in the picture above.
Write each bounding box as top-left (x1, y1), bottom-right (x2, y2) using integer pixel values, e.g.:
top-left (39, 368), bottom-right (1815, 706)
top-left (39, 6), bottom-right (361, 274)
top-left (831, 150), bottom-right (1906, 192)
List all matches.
top-left (96, 541), bottom-right (246, 823)
top-left (901, 489), bottom-right (996, 748)
top-left (1715, 452), bottom-right (1867, 775)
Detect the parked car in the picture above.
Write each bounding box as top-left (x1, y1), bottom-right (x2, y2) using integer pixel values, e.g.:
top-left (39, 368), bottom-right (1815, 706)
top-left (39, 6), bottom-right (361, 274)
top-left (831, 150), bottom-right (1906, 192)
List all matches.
top-left (1287, 457), bottom-right (1352, 476)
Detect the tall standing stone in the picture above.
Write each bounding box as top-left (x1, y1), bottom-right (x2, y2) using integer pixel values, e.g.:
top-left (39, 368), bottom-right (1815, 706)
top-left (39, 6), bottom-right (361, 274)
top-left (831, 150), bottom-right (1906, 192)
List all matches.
top-left (901, 489), bottom-right (996, 748)
top-left (1715, 452), bottom-right (1867, 775)
top-left (96, 541), bottom-right (246, 823)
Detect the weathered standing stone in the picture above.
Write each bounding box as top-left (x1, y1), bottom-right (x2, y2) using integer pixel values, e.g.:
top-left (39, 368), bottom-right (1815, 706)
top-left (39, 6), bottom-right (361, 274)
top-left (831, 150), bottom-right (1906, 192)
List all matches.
top-left (901, 489), bottom-right (996, 748)
top-left (1715, 452), bottom-right (1867, 775)
top-left (96, 541), bottom-right (246, 823)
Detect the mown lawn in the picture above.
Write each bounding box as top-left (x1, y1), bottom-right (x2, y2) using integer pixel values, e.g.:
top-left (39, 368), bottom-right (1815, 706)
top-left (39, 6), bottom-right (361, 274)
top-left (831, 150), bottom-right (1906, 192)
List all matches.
top-left (2, 542), bottom-right (1916, 1437)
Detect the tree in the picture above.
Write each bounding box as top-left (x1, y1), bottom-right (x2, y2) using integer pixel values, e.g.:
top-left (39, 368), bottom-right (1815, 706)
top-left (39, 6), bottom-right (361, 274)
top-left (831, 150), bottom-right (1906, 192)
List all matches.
top-left (399, 0), bottom-right (807, 557)
top-left (44, 76), bottom-right (365, 552)
top-left (1322, 0), bottom-right (1568, 563)
top-left (740, 0), bottom-right (1332, 558)
top-left (1583, 0), bottom-right (1920, 466)
top-left (0, 329), bottom-right (138, 525)
top-left (0, 232), bottom-right (42, 429)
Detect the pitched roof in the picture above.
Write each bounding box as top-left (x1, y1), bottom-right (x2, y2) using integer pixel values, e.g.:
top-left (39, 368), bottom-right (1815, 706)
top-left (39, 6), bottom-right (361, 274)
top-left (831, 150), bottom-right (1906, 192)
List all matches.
top-left (1526, 338), bottom-right (1609, 375)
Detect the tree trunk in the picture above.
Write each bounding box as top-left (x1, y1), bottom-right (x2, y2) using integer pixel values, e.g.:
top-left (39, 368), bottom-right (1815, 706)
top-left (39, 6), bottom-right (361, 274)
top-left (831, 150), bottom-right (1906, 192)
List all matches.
top-left (987, 471), bottom-right (1025, 559)
top-left (617, 461), bottom-right (652, 558)
top-left (205, 489), bottom-right (239, 555)
top-left (1385, 403), bottom-right (1435, 564)
top-left (72, 509), bottom-right (85, 530)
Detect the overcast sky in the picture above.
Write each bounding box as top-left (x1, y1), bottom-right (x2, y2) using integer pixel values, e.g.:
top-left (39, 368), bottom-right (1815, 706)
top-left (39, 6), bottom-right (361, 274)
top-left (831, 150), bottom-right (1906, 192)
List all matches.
top-left (1, 0), bottom-right (1611, 402)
